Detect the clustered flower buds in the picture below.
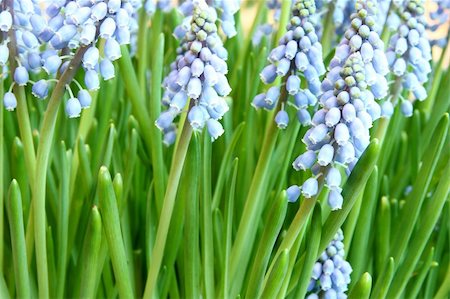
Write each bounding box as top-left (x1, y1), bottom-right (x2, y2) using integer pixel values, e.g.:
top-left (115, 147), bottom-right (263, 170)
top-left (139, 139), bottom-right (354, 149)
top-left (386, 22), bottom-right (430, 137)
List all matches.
top-left (253, 0), bottom-right (326, 129)
top-left (1, 0), bottom-right (140, 118)
top-left (306, 229), bottom-right (353, 299)
top-left (386, 0), bottom-right (432, 116)
top-left (429, 0), bottom-right (450, 47)
top-left (157, 0), bottom-right (231, 144)
top-left (175, 0), bottom-right (240, 40)
top-left (288, 0), bottom-right (388, 210)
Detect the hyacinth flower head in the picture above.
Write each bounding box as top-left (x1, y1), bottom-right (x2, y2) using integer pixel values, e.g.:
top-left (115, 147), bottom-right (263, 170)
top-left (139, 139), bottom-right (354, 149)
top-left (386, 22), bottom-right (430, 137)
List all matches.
top-left (174, 0), bottom-right (240, 40)
top-left (156, 0), bottom-right (231, 143)
top-left (1, 0), bottom-right (140, 117)
top-left (306, 229), bottom-right (353, 299)
top-left (287, 0), bottom-right (388, 209)
top-left (253, 0), bottom-right (326, 129)
top-left (386, 0), bottom-right (432, 116)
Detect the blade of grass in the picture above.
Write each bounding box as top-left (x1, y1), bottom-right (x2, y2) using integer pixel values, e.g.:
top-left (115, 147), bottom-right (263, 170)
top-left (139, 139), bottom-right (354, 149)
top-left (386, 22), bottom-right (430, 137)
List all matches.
top-left (184, 135), bottom-right (200, 299)
top-left (245, 191), bottom-right (288, 299)
top-left (293, 203), bottom-right (322, 299)
top-left (98, 167), bottom-right (134, 298)
top-left (6, 180), bottom-right (30, 299)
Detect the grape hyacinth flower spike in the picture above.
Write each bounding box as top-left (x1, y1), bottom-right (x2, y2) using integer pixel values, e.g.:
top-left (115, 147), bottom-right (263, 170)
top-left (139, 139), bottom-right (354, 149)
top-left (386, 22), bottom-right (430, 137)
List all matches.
top-left (252, 0), bottom-right (326, 129)
top-left (386, 0), bottom-right (432, 116)
top-left (156, 0), bottom-right (231, 142)
top-left (173, 0), bottom-right (240, 40)
top-left (1, 0), bottom-right (140, 117)
top-left (288, 0), bottom-right (388, 208)
top-left (306, 229), bottom-right (353, 299)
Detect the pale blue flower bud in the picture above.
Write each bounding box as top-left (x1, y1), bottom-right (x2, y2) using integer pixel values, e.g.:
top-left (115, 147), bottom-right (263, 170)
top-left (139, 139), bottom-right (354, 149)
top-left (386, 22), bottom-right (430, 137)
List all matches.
top-left (77, 90), bottom-right (92, 109)
top-left (83, 47), bottom-right (99, 70)
top-left (286, 75), bottom-right (301, 95)
top-left (3, 92), bottom-right (17, 111)
top-left (276, 58), bottom-right (291, 76)
top-left (328, 189), bottom-right (343, 210)
top-left (187, 77), bottom-right (202, 99)
top-left (206, 118), bottom-right (224, 141)
top-left (104, 38), bottom-right (122, 61)
top-left (325, 108), bottom-right (341, 127)
top-left (326, 167), bottom-right (341, 189)
top-left (318, 144), bottom-right (334, 166)
top-left (265, 86), bottom-right (280, 105)
top-left (214, 73), bottom-right (232, 96)
top-left (287, 185), bottom-right (301, 203)
top-left (100, 59), bottom-right (115, 80)
top-left (285, 40), bottom-right (298, 60)
top-left (14, 66), bottom-right (29, 86)
top-left (308, 124), bottom-right (328, 144)
top-left (293, 150), bottom-right (316, 171)
top-left (85, 69), bottom-right (100, 91)
top-left (297, 109), bottom-right (311, 125)
top-left (188, 105), bottom-right (207, 130)
top-left (32, 80), bottom-right (49, 99)
top-left (0, 11), bottom-right (12, 32)
top-left (43, 55), bottom-right (62, 75)
top-left (0, 44), bottom-right (9, 66)
top-left (302, 177), bottom-right (318, 198)
top-left (275, 110), bottom-right (289, 129)
top-left (100, 17), bottom-right (117, 39)
top-left (66, 97), bottom-right (82, 118)
top-left (170, 90), bottom-right (188, 112)
top-left (191, 58), bottom-right (205, 77)
top-left (334, 123), bottom-right (350, 145)
top-left (260, 64), bottom-right (277, 84)
top-left (400, 100), bottom-right (413, 117)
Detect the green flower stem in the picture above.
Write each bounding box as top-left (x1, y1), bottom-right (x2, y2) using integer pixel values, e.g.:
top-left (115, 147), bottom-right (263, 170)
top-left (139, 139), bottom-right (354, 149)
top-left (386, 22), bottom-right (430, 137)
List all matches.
top-left (78, 206), bottom-right (102, 299)
top-left (201, 134), bottom-right (215, 299)
top-left (33, 46), bottom-right (89, 299)
top-left (406, 247), bottom-right (435, 299)
top-left (421, 68), bottom-right (450, 152)
top-left (56, 143), bottom-right (71, 299)
top-left (424, 204), bottom-right (449, 298)
top-left (222, 159), bottom-right (238, 298)
top-left (0, 79), bottom-right (4, 269)
top-left (6, 180), bottom-right (30, 299)
top-left (143, 120), bottom-right (193, 299)
top-left (434, 247), bottom-right (450, 299)
top-left (371, 258), bottom-right (394, 299)
top-left (318, 141), bottom-right (379, 254)
top-left (137, 8), bottom-right (149, 91)
top-left (6, 0), bottom-right (36, 188)
top-left (245, 192), bottom-right (288, 299)
top-left (98, 167), bottom-right (134, 299)
top-left (68, 89), bottom-right (98, 197)
top-left (374, 196), bottom-right (391, 277)
top-left (211, 123), bottom-right (244, 210)
top-left (348, 168), bottom-right (379, 282)
top-left (184, 135), bottom-right (200, 299)
top-left (118, 45), bottom-right (166, 211)
top-left (389, 114), bottom-right (448, 267)
top-left (387, 161), bottom-right (450, 298)
top-left (293, 204), bottom-right (321, 299)
top-left (259, 250), bottom-right (289, 299)
top-left (228, 101), bottom-right (280, 296)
